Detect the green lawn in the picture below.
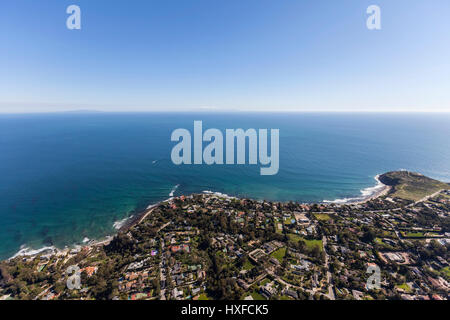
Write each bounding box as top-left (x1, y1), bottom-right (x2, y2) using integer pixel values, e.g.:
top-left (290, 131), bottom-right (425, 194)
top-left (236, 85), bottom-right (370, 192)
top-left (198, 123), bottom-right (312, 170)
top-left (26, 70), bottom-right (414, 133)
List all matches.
top-left (243, 259), bottom-right (255, 271)
top-left (198, 293), bottom-right (211, 300)
top-left (380, 230), bottom-right (396, 238)
top-left (288, 233), bottom-right (302, 242)
top-left (288, 234), bottom-right (323, 252)
top-left (314, 213), bottom-right (331, 221)
top-left (440, 266), bottom-right (450, 279)
top-left (396, 283), bottom-right (412, 293)
top-left (304, 239), bottom-right (323, 250)
top-left (379, 171), bottom-right (448, 201)
top-left (250, 291), bottom-right (266, 300)
top-left (374, 237), bottom-right (396, 250)
top-left (403, 231), bottom-right (424, 238)
top-left (270, 247), bottom-right (287, 263)
top-left (283, 216), bottom-right (295, 225)
top-left (275, 221), bottom-right (283, 234)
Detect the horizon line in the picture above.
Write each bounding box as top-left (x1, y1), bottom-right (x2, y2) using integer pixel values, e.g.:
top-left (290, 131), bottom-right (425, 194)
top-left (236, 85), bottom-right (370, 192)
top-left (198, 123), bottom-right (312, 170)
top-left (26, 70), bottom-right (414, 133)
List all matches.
top-left (1, 109), bottom-right (450, 115)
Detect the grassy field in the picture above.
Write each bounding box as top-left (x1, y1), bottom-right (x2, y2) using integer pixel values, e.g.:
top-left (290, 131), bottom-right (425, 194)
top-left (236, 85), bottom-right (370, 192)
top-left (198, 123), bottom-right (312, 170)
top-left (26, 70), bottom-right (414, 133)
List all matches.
top-left (243, 259), bottom-right (255, 271)
top-left (396, 283), bottom-right (412, 293)
top-left (270, 247), bottom-right (287, 263)
top-left (440, 266), bottom-right (450, 280)
top-left (379, 171), bottom-right (448, 201)
top-left (379, 230), bottom-right (396, 238)
top-left (275, 220), bottom-right (283, 234)
top-left (198, 293), bottom-right (211, 300)
top-left (402, 231), bottom-right (425, 238)
top-left (288, 233), bottom-right (302, 243)
top-left (374, 237), bottom-right (396, 250)
top-left (288, 234), bottom-right (323, 252)
top-left (313, 213), bottom-right (331, 221)
top-left (304, 239), bottom-right (323, 251)
top-left (250, 291), bottom-right (266, 300)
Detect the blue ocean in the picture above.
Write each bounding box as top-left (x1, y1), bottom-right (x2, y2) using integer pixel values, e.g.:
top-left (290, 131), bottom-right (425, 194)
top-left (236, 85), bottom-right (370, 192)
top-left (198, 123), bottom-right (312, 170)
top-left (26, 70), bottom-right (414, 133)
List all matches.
top-left (0, 112), bottom-right (449, 259)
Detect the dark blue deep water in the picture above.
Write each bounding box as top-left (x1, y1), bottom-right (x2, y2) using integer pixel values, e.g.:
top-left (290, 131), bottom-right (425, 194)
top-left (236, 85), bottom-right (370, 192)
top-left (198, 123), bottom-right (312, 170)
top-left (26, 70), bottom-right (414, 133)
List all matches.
top-left (0, 112), bottom-right (449, 259)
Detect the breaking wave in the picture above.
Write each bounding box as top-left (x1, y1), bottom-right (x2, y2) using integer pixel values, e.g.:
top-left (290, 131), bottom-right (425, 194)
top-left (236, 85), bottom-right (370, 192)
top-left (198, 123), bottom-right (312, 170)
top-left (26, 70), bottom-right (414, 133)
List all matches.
top-left (169, 184), bottom-right (180, 197)
top-left (113, 215), bottom-right (134, 230)
top-left (10, 244), bottom-right (57, 260)
top-left (323, 175), bottom-right (386, 204)
top-left (202, 190), bottom-right (237, 199)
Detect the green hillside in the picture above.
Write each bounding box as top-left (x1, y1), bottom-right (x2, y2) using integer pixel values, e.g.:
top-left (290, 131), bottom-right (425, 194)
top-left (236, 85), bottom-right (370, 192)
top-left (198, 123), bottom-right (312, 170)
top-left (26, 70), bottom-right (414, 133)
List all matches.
top-left (379, 171), bottom-right (449, 201)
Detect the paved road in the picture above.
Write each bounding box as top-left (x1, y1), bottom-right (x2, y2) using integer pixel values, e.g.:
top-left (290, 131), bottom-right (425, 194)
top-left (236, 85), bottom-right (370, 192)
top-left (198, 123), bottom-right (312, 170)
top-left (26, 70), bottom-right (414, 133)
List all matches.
top-left (322, 236), bottom-right (335, 300)
top-left (159, 239), bottom-right (166, 300)
top-left (409, 189), bottom-right (445, 207)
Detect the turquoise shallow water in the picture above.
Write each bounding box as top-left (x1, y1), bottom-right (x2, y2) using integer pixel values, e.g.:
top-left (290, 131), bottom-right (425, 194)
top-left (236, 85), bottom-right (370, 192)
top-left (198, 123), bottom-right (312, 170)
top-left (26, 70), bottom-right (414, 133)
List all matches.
top-left (0, 112), bottom-right (449, 259)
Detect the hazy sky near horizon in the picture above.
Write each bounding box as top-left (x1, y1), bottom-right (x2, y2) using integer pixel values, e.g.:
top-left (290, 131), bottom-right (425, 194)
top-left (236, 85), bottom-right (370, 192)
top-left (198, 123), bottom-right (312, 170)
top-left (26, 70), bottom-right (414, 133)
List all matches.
top-left (1, 0), bottom-right (450, 113)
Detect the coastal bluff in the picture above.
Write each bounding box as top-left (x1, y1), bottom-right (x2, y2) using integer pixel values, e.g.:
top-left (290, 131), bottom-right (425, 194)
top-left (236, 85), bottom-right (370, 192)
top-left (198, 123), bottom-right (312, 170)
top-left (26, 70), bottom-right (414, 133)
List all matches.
top-left (379, 171), bottom-right (449, 201)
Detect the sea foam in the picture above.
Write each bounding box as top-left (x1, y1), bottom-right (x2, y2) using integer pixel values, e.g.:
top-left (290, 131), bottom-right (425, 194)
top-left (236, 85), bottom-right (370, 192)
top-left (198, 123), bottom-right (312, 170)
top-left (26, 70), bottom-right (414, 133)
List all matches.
top-left (323, 175), bottom-right (386, 204)
top-left (10, 244), bottom-right (57, 260)
top-left (113, 215), bottom-right (134, 230)
top-left (169, 184), bottom-right (180, 197)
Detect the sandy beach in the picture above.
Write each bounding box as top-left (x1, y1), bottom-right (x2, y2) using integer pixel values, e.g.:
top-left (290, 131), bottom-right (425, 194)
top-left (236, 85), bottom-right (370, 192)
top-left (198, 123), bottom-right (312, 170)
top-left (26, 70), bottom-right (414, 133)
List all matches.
top-left (353, 183), bottom-right (392, 204)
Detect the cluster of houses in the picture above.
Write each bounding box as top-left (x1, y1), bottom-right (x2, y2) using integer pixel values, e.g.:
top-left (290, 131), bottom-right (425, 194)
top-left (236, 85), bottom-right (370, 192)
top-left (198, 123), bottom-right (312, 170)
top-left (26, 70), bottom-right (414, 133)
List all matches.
top-left (2, 187), bottom-right (448, 300)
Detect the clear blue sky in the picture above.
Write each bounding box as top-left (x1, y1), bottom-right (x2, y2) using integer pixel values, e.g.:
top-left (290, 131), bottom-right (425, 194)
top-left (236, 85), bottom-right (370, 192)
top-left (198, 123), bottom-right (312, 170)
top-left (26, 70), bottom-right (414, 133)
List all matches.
top-left (1, 0), bottom-right (449, 112)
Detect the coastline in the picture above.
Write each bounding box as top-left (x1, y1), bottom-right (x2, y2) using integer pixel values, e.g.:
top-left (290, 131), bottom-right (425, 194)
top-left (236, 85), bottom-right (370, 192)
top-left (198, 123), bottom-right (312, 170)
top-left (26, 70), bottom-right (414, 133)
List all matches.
top-left (352, 182), bottom-right (391, 204)
top-left (323, 175), bottom-right (391, 205)
top-left (6, 176), bottom-right (390, 261)
top-left (2, 170), bottom-right (448, 300)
